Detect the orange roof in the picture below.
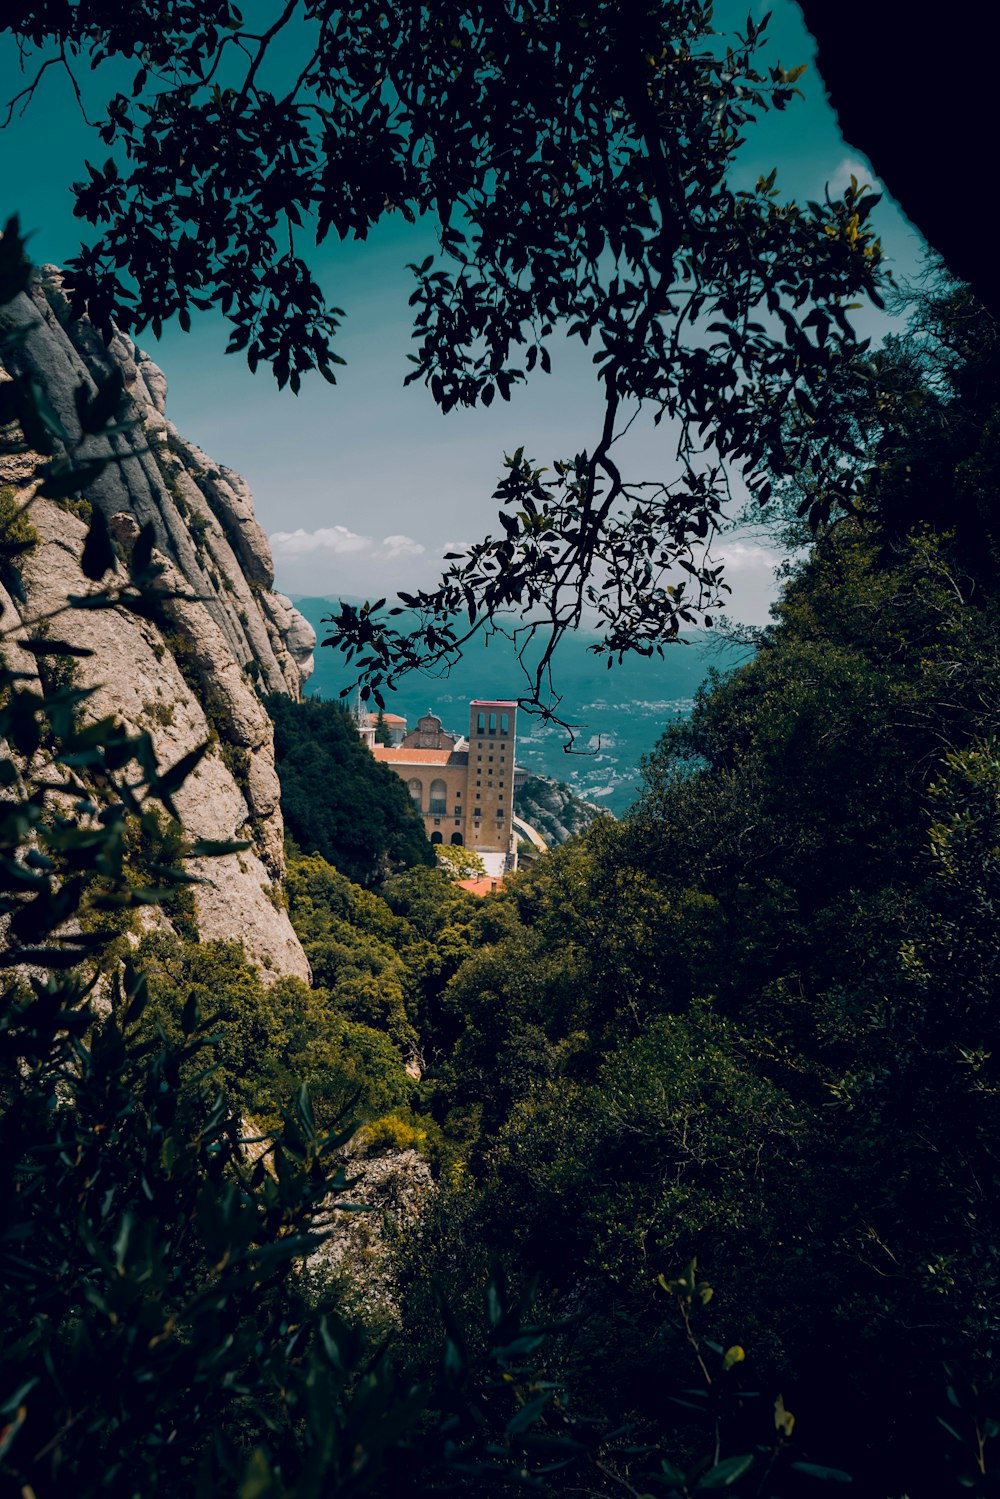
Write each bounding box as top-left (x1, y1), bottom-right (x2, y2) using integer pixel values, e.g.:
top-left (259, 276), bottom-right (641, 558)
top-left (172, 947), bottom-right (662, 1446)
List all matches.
top-left (372, 746), bottom-right (468, 766)
top-left (364, 712), bottom-right (406, 724)
top-left (457, 876), bottom-right (504, 896)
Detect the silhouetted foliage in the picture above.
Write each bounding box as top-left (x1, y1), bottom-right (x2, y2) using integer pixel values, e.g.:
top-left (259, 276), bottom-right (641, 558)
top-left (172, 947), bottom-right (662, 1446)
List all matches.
top-left (0, 202), bottom-right (877, 1499)
top-left (1, 7), bottom-right (891, 711)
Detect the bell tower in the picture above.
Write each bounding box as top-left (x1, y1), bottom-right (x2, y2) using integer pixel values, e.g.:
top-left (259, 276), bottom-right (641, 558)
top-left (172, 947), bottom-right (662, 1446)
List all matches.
top-left (466, 700), bottom-right (517, 859)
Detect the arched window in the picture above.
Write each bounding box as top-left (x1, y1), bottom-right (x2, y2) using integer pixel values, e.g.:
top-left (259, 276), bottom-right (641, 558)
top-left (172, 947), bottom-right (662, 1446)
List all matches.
top-left (429, 778), bottom-right (447, 814)
top-left (430, 831), bottom-right (443, 845)
top-left (450, 832), bottom-right (464, 846)
top-left (407, 778), bottom-right (422, 808)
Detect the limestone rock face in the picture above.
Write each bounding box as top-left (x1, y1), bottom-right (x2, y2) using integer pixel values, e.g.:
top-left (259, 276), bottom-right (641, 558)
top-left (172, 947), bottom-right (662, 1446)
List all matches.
top-left (513, 773), bottom-right (610, 847)
top-left (0, 269), bottom-right (314, 982)
top-left (307, 1145), bottom-right (433, 1323)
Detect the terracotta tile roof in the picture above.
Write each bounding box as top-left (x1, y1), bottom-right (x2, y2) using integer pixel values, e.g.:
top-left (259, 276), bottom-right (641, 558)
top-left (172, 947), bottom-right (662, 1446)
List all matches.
top-left (457, 876), bottom-right (505, 896)
top-left (372, 746), bottom-right (469, 766)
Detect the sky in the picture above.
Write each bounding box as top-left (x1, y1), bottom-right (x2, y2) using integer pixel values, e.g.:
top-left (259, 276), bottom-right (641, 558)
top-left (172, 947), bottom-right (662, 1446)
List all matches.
top-left (0, 2), bottom-right (927, 625)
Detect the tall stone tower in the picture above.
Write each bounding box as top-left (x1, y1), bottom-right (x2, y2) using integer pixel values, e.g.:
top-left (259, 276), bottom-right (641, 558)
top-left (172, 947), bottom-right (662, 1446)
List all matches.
top-left (466, 700), bottom-right (517, 860)
top-left (370, 697), bottom-right (520, 876)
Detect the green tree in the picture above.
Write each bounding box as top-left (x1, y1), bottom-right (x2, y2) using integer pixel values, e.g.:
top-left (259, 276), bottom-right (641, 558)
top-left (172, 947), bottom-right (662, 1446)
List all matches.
top-left (389, 289), bottom-right (1000, 1496)
top-left (285, 846), bottom-right (418, 1054)
top-left (265, 974), bottom-right (413, 1127)
top-left (0, 457), bottom-right (420, 1493)
top-left (373, 709), bottom-right (393, 747)
top-left (434, 843), bottom-right (486, 882)
top-left (268, 693), bottom-right (433, 885)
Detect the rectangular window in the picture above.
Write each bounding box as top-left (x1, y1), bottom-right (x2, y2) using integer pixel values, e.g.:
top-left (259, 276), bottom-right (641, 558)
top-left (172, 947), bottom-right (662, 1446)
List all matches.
top-left (501, 713), bottom-right (509, 734)
top-left (489, 712), bottom-right (497, 733)
top-left (476, 793), bottom-right (480, 801)
top-left (477, 712), bottom-right (485, 733)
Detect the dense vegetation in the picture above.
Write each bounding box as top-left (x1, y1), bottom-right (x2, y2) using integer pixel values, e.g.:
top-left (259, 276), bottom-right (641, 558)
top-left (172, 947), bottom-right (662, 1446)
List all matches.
top-left (385, 284), bottom-right (1000, 1496)
top-left (5, 181), bottom-right (1000, 1493)
top-left (267, 692), bottom-right (434, 885)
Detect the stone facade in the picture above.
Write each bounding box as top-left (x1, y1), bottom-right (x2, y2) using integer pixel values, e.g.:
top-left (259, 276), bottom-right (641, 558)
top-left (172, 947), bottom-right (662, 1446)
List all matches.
top-left (372, 700), bottom-right (518, 868)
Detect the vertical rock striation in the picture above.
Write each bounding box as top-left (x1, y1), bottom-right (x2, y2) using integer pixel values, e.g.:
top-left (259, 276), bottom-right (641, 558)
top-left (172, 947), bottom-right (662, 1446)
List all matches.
top-left (0, 269), bottom-right (317, 981)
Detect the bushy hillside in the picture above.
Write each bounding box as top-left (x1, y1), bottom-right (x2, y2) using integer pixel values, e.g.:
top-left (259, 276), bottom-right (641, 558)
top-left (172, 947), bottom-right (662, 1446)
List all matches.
top-left (385, 283), bottom-right (1000, 1498)
top-left (7, 234), bottom-right (1000, 1496)
top-left (267, 693), bottom-right (434, 886)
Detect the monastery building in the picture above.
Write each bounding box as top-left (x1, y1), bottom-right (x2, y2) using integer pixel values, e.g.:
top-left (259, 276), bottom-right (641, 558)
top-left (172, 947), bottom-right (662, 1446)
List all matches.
top-left (371, 700), bottom-right (520, 876)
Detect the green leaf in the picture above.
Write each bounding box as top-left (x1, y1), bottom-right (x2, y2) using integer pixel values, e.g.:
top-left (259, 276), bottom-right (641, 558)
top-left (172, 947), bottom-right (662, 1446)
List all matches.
top-left (37, 458), bottom-right (107, 500)
top-left (0, 214), bottom-right (34, 305)
top-left (73, 368), bottom-right (124, 434)
top-left (186, 838), bottom-right (251, 857)
top-left (156, 740), bottom-right (210, 799)
top-left (181, 989), bottom-right (201, 1037)
top-left (506, 1391), bottom-right (552, 1434)
top-left (27, 376), bottom-right (69, 443)
top-left (855, 192), bottom-right (882, 222)
top-left (238, 1448), bottom-right (280, 1499)
top-left (130, 521), bottom-right (156, 577)
top-left (697, 1454), bottom-right (754, 1488)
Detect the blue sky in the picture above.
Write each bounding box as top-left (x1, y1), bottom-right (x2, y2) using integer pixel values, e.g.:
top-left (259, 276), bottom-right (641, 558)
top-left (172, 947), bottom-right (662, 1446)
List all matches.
top-left (0, 2), bottom-right (927, 623)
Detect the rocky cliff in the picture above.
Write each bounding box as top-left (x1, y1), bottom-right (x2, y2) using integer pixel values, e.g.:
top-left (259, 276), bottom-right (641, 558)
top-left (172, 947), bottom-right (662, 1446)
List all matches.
top-left (513, 773), bottom-right (610, 847)
top-left (0, 268), bottom-right (315, 980)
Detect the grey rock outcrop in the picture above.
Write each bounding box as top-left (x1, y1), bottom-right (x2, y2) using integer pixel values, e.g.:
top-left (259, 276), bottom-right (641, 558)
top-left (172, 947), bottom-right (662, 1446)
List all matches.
top-left (5, 268), bottom-right (314, 698)
top-left (513, 773), bottom-right (610, 846)
top-left (306, 1143), bottom-right (433, 1324)
top-left (0, 268), bottom-right (315, 981)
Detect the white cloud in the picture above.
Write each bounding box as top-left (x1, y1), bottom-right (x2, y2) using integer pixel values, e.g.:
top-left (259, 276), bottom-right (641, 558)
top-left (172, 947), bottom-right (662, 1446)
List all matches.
top-left (269, 526), bottom-right (427, 563)
top-left (713, 538), bottom-right (783, 573)
top-left (269, 524), bottom-right (372, 559)
top-left (381, 534), bottom-right (425, 559)
top-left (827, 155), bottom-right (880, 199)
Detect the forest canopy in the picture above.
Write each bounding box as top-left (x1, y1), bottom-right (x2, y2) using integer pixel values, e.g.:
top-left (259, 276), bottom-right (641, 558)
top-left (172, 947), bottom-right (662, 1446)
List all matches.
top-left (4, 105), bottom-right (1000, 1486)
